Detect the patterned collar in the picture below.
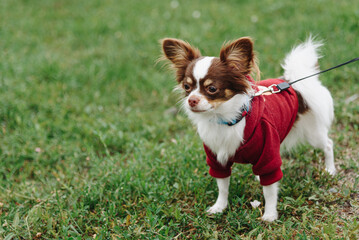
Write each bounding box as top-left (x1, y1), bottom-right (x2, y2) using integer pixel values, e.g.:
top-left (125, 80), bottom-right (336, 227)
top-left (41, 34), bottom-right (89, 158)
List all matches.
top-left (218, 98), bottom-right (251, 126)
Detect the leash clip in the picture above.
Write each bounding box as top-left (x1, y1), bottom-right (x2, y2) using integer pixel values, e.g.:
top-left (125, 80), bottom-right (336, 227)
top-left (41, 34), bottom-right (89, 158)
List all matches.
top-left (268, 84), bottom-right (281, 94)
top-left (253, 86), bottom-right (271, 96)
top-left (254, 82), bottom-right (290, 97)
top-left (269, 82), bottom-right (291, 94)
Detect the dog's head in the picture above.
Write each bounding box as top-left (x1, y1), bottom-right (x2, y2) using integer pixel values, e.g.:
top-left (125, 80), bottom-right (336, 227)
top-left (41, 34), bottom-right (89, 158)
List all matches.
top-left (161, 37), bottom-right (258, 114)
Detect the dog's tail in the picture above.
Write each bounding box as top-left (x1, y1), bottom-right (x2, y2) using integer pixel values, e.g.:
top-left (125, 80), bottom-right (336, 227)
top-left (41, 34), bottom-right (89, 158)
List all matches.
top-left (281, 36), bottom-right (334, 127)
top-left (282, 36), bottom-right (322, 83)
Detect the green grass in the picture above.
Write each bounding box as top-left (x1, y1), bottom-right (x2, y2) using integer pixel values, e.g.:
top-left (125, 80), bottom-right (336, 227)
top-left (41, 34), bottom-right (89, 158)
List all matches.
top-left (0, 0), bottom-right (358, 239)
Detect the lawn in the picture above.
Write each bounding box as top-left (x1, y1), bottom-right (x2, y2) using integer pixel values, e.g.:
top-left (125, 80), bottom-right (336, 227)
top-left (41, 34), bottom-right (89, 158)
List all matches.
top-left (0, 0), bottom-right (358, 239)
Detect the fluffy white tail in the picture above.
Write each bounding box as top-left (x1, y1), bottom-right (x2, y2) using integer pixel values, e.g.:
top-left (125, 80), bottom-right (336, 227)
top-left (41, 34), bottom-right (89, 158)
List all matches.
top-left (280, 37), bottom-right (334, 153)
top-left (282, 37), bottom-right (333, 125)
top-left (282, 36), bottom-right (322, 82)
top-left (280, 37), bottom-right (336, 174)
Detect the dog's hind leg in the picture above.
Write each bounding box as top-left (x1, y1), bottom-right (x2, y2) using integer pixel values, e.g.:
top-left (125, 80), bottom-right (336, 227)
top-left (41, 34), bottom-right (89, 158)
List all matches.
top-left (321, 137), bottom-right (336, 175)
top-left (305, 125), bottom-right (336, 175)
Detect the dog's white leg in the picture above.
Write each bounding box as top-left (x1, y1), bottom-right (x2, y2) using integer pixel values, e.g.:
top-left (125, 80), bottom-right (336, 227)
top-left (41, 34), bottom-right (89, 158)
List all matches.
top-left (324, 138), bottom-right (336, 175)
top-left (262, 182), bottom-right (279, 222)
top-left (307, 129), bottom-right (336, 175)
top-left (207, 177), bottom-right (230, 214)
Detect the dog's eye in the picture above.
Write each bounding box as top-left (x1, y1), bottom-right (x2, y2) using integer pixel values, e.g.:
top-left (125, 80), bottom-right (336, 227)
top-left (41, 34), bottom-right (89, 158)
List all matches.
top-left (208, 86), bottom-right (218, 93)
top-left (183, 83), bottom-right (191, 91)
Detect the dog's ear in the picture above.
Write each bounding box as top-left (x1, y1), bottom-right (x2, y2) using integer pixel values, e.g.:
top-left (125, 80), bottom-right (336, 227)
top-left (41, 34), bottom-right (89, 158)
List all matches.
top-left (219, 37), bottom-right (254, 75)
top-left (161, 38), bottom-right (201, 71)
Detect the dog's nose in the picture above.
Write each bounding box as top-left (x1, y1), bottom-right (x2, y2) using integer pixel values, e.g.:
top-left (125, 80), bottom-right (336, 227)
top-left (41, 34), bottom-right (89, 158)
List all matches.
top-left (188, 95), bottom-right (200, 107)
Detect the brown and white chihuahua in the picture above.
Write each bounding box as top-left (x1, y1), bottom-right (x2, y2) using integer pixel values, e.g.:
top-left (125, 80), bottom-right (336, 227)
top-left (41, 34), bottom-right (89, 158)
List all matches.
top-left (161, 37), bottom-right (335, 222)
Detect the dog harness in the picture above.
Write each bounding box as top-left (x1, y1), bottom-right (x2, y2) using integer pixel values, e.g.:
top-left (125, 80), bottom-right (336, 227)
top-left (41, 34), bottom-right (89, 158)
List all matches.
top-left (204, 78), bottom-right (299, 186)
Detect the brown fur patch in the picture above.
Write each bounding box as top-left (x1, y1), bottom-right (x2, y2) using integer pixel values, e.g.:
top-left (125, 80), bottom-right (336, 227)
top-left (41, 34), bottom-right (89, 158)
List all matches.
top-left (196, 57), bottom-right (250, 102)
top-left (162, 38), bottom-right (201, 82)
top-left (181, 73), bottom-right (197, 95)
top-left (189, 38), bottom-right (258, 102)
top-left (219, 37), bottom-right (260, 81)
top-left (295, 90), bottom-right (310, 122)
top-left (162, 37), bottom-right (260, 105)
top-left (296, 90), bottom-right (309, 114)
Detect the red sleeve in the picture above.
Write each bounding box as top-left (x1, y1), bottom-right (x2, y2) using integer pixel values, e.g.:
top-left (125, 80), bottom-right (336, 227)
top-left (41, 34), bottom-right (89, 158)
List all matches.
top-left (251, 119), bottom-right (283, 186)
top-left (204, 144), bottom-right (234, 178)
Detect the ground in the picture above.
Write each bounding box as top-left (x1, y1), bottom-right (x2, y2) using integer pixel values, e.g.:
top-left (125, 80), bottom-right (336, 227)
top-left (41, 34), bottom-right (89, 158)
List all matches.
top-left (0, 0), bottom-right (358, 239)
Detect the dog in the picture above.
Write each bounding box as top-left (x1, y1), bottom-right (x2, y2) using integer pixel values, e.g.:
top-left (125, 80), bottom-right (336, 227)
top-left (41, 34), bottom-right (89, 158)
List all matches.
top-left (161, 37), bottom-right (336, 222)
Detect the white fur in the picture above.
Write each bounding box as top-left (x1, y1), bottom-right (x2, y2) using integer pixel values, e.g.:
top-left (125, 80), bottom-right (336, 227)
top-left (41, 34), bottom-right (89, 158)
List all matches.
top-left (185, 57), bottom-right (253, 165)
top-left (262, 182), bottom-right (279, 221)
top-left (186, 57), bottom-right (216, 112)
top-left (207, 177), bottom-right (230, 213)
top-left (184, 38), bottom-right (336, 222)
top-left (193, 57), bottom-right (215, 81)
top-left (185, 93), bottom-right (251, 165)
top-left (281, 37), bottom-right (336, 174)
top-left (186, 90), bottom-right (214, 112)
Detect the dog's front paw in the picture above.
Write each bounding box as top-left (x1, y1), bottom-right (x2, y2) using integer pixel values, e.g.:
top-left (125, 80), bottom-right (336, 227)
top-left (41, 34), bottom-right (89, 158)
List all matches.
top-left (207, 202), bottom-right (227, 214)
top-left (261, 211), bottom-right (278, 222)
top-left (325, 167), bottom-right (337, 176)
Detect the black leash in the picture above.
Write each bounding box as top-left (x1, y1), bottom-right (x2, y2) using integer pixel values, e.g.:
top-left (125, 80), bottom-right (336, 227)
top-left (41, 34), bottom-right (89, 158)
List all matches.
top-left (223, 57), bottom-right (359, 126)
top-left (290, 57), bottom-right (359, 85)
top-left (257, 57), bottom-right (359, 95)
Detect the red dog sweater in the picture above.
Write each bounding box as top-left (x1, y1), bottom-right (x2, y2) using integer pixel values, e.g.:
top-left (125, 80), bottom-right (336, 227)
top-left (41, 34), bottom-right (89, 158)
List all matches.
top-left (204, 78), bottom-right (298, 186)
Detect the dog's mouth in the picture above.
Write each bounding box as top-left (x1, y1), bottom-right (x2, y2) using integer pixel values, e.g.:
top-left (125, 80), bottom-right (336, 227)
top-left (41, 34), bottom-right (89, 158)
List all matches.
top-left (189, 107), bottom-right (214, 113)
top-left (191, 109), bottom-right (207, 113)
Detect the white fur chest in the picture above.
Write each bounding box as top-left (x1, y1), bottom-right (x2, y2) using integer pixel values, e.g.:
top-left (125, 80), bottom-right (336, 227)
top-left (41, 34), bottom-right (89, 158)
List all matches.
top-left (196, 118), bottom-right (246, 165)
